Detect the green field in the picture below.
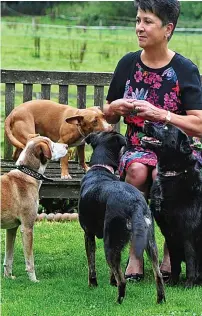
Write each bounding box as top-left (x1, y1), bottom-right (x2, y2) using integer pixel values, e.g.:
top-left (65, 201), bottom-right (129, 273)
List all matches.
top-left (1, 221), bottom-right (202, 316)
top-left (1, 17), bottom-right (202, 315)
top-left (1, 18), bottom-right (202, 73)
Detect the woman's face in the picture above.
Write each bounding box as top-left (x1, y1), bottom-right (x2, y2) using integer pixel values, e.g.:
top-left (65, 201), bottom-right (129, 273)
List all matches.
top-left (136, 9), bottom-right (170, 48)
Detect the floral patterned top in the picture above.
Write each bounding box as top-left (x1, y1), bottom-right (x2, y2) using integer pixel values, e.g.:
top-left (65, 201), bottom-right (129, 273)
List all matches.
top-left (107, 50), bottom-right (202, 149)
top-left (107, 51), bottom-right (202, 171)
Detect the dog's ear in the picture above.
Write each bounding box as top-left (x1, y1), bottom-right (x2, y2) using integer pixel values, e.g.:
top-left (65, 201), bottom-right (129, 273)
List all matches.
top-left (85, 132), bottom-right (98, 146)
top-left (180, 138), bottom-right (192, 154)
top-left (65, 115), bottom-right (84, 125)
top-left (35, 142), bottom-right (52, 163)
top-left (111, 133), bottom-right (127, 147)
top-left (117, 134), bottom-right (127, 147)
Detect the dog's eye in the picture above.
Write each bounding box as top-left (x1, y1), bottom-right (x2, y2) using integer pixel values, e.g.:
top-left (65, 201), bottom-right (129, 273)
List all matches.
top-left (93, 119), bottom-right (98, 125)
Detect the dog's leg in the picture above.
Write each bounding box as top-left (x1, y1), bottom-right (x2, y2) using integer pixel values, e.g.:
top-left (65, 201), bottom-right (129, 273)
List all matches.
top-left (184, 240), bottom-right (197, 288)
top-left (4, 227), bottom-right (18, 279)
top-left (146, 223), bottom-right (166, 304)
top-left (60, 153), bottom-right (72, 179)
top-left (84, 232), bottom-right (98, 287)
top-left (105, 250), bottom-right (126, 304)
top-left (20, 225), bottom-right (38, 282)
top-left (167, 246), bottom-right (181, 286)
top-left (77, 144), bottom-right (90, 172)
top-left (12, 148), bottom-right (23, 161)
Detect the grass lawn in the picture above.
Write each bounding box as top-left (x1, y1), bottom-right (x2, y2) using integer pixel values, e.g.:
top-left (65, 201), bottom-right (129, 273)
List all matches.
top-left (1, 221), bottom-right (202, 316)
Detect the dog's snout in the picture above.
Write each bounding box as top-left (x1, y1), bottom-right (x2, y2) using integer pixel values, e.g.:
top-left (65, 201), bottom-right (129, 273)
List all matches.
top-left (102, 120), bottom-right (113, 131)
top-left (108, 124), bottom-right (113, 131)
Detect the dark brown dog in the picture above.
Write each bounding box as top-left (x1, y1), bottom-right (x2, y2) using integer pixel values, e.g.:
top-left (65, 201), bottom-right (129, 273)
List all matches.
top-left (5, 99), bottom-right (112, 179)
top-left (79, 131), bottom-right (165, 304)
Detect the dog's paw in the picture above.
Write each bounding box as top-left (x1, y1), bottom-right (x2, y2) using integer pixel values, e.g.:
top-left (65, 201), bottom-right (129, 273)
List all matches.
top-left (184, 279), bottom-right (194, 289)
top-left (4, 273), bottom-right (16, 280)
top-left (89, 277), bottom-right (98, 287)
top-left (34, 279), bottom-right (40, 283)
top-left (61, 174), bottom-right (72, 180)
top-left (84, 166), bottom-right (90, 172)
top-left (27, 271), bottom-right (39, 282)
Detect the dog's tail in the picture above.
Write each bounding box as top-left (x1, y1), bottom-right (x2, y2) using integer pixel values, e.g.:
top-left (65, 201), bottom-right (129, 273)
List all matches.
top-left (5, 114), bottom-right (25, 149)
top-left (131, 201), bottom-right (149, 259)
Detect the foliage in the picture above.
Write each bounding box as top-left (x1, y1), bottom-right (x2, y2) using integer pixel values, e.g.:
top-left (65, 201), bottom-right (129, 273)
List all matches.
top-left (1, 1), bottom-right (202, 27)
top-left (180, 2), bottom-right (202, 20)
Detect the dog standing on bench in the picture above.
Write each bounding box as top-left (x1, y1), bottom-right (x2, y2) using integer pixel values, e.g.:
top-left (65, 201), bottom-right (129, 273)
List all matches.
top-left (78, 131), bottom-right (165, 304)
top-left (5, 99), bottom-right (112, 179)
top-left (1, 135), bottom-right (68, 282)
top-left (142, 121), bottom-right (202, 287)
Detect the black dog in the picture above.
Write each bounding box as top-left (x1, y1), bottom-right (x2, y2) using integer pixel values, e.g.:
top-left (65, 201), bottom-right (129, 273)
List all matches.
top-left (78, 131), bottom-right (165, 304)
top-left (142, 122), bottom-right (202, 288)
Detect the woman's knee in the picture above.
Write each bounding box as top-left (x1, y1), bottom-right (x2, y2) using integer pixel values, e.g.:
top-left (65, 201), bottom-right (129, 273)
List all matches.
top-left (126, 163), bottom-right (149, 187)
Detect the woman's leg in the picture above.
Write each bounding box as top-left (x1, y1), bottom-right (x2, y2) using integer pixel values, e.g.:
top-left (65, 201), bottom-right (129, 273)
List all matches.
top-left (125, 162), bottom-right (150, 277)
top-left (160, 242), bottom-right (171, 273)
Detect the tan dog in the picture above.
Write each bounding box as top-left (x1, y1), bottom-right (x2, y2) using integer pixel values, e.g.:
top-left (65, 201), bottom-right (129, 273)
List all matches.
top-left (5, 100), bottom-right (112, 179)
top-left (1, 135), bottom-right (68, 282)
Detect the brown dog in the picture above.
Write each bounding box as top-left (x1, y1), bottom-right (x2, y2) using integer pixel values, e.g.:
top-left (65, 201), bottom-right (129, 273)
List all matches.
top-left (5, 100), bottom-right (112, 179)
top-left (1, 135), bottom-right (68, 282)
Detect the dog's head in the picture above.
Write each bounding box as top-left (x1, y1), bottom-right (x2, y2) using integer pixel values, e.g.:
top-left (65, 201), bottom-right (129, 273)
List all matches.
top-left (85, 131), bottom-right (127, 170)
top-left (16, 136), bottom-right (68, 170)
top-left (65, 107), bottom-right (112, 136)
top-left (142, 121), bottom-right (194, 171)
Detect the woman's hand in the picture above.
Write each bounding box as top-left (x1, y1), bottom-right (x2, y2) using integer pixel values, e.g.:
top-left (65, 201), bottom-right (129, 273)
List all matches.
top-left (110, 98), bottom-right (137, 116)
top-left (132, 100), bottom-right (166, 122)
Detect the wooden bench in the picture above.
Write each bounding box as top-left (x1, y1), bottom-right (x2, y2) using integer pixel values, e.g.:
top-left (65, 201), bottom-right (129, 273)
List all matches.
top-left (1, 69), bottom-right (114, 201)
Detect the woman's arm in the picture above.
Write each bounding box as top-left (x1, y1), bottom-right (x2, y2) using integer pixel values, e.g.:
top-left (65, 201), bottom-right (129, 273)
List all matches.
top-left (131, 99), bottom-right (202, 138)
top-left (166, 109), bottom-right (202, 138)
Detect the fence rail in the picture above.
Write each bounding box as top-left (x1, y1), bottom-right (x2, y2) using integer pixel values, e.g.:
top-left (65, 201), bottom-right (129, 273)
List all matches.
top-left (2, 21), bottom-right (202, 32)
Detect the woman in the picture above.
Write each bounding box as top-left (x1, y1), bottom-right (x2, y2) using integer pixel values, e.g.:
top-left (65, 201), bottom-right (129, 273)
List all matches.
top-left (103, 0), bottom-right (202, 282)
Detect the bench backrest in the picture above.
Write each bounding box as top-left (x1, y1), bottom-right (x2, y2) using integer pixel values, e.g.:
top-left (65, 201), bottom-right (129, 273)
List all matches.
top-left (1, 69), bottom-right (202, 160)
top-left (1, 69), bottom-right (114, 159)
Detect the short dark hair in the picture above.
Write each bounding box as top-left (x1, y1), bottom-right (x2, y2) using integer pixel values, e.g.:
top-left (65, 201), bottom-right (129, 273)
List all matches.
top-left (134, 0), bottom-right (180, 40)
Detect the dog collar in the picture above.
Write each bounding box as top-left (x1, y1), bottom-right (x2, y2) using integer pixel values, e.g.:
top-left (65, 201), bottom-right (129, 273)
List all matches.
top-left (156, 164), bottom-right (188, 177)
top-left (16, 165), bottom-right (54, 182)
top-left (77, 126), bottom-right (86, 138)
top-left (158, 170), bottom-right (187, 177)
top-left (90, 164), bottom-right (115, 174)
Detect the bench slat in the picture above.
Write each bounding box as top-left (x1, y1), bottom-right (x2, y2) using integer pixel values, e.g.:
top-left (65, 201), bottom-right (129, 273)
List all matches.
top-left (94, 86), bottom-right (104, 108)
top-left (40, 181), bottom-right (82, 199)
top-left (59, 85), bottom-right (68, 104)
top-left (4, 83), bottom-right (15, 159)
top-left (77, 85), bottom-right (86, 109)
top-left (23, 84), bottom-right (33, 102)
top-left (41, 84), bottom-right (51, 100)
